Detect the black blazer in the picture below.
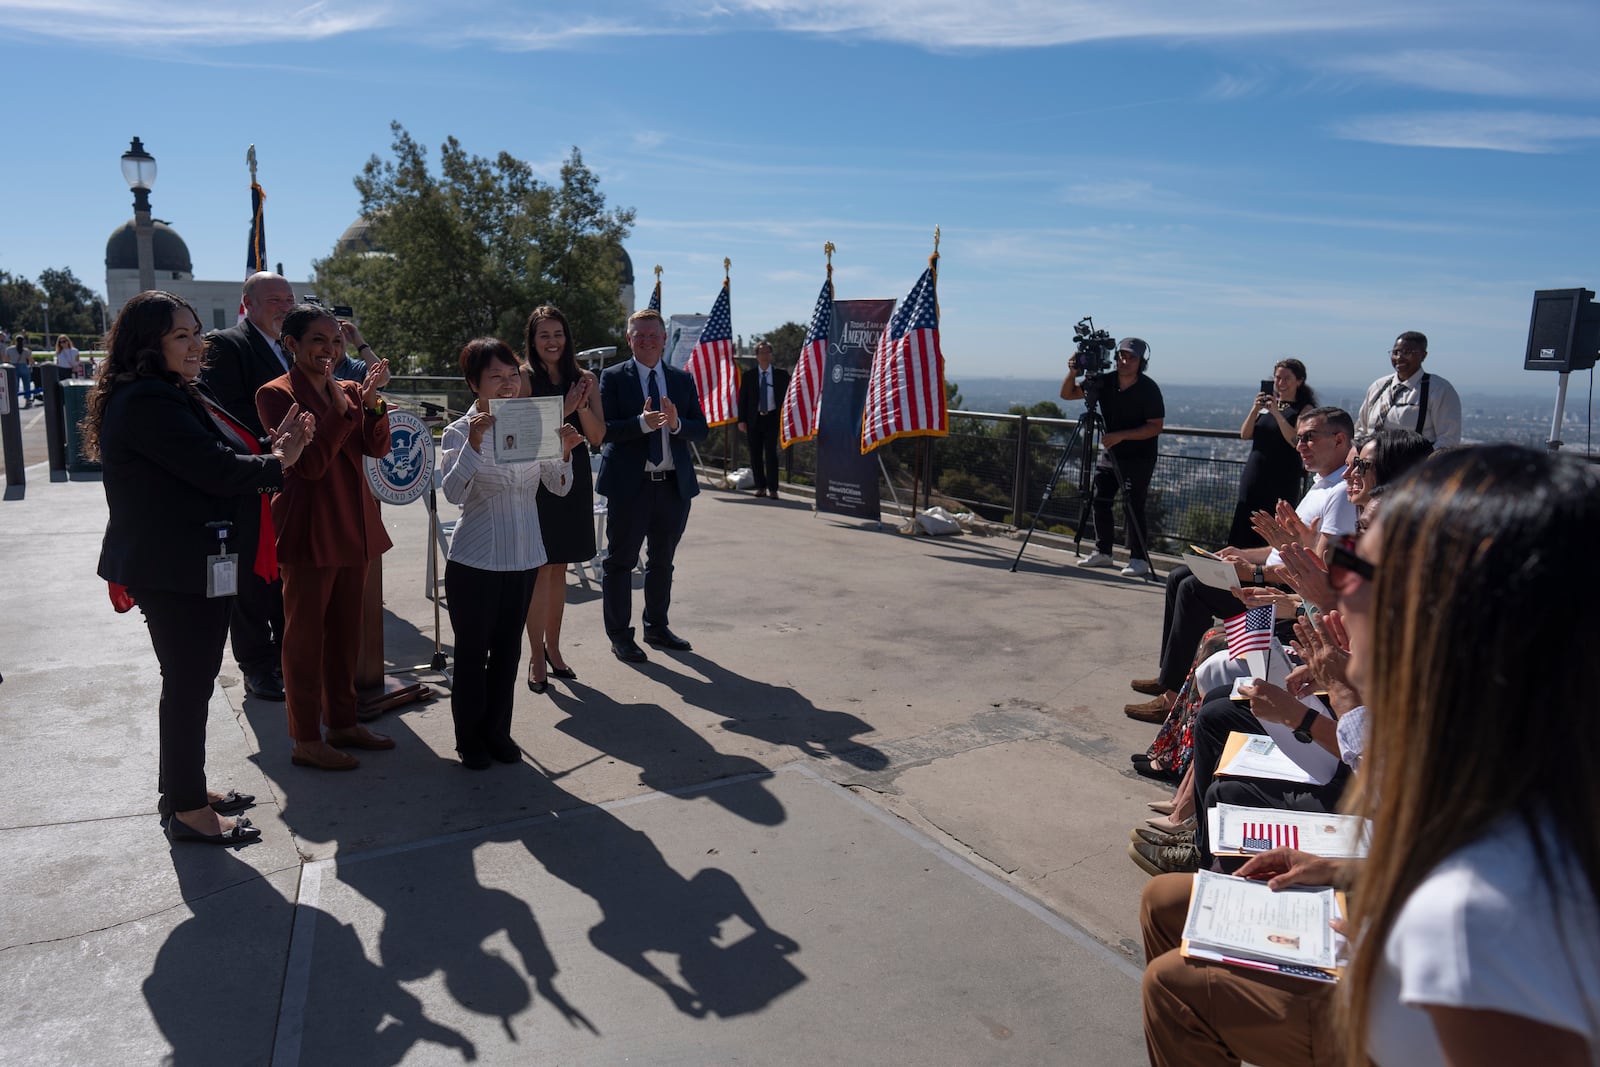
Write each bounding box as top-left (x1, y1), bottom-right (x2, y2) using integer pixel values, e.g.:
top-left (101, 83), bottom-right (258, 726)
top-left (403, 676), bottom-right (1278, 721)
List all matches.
top-left (202, 320), bottom-right (286, 438)
top-left (738, 365), bottom-right (789, 421)
top-left (595, 360), bottom-right (709, 502)
top-left (97, 377), bottom-right (284, 596)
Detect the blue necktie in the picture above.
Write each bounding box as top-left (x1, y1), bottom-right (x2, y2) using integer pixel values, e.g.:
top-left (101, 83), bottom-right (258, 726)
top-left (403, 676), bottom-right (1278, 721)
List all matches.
top-left (647, 369), bottom-right (664, 466)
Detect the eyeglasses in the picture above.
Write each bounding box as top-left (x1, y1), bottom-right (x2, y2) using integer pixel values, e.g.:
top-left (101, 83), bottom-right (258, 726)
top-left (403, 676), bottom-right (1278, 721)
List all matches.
top-left (1328, 538), bottom-right (1376, 596)
top-left (1293, 430), bottom-right (1335, 445)
top-left (1389, 347), bottom-right (1425, 358)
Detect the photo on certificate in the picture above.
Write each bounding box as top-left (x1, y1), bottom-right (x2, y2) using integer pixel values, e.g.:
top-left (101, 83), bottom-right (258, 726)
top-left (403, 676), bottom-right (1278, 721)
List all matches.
top-left (489, 396), bottom-right (565, 465)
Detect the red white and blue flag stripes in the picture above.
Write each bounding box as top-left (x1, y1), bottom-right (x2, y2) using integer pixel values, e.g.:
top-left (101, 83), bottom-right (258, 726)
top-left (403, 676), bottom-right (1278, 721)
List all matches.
top-left (861, 260), bottom-right (946, 453)
top-left (781, 275), bottom-right (833, 447)
top-left (686, 276), bottom-right (739, 427)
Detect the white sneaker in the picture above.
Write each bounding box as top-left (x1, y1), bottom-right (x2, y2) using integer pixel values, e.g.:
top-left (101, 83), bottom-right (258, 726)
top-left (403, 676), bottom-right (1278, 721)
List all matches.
top-left (1121, 559), bottom-right (1151, 577)
top-left (1079, 551), bottom-right (1116, 568)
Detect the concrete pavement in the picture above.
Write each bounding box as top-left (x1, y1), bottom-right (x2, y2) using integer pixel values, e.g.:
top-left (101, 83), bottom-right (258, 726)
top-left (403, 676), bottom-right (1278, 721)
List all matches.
top-left (0, 460), bottom-right (1178, 1065)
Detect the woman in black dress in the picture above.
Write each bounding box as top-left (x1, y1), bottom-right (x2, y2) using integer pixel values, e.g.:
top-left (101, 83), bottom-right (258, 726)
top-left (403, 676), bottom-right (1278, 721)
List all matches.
top-left (1227, 358), bottom-right (1315, 547)
top-left (522, 305), bottom-right (605, 691)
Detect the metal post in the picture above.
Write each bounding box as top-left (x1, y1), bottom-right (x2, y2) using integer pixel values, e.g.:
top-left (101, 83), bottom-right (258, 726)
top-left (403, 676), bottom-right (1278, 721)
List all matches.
top-left (1011, 413), bottom-right (1030, 525)
top-left (39, 365), bottom-right (66, 479)
top-left (133, 187), bottom-right (155, 294)
top-left (1546, 372), bottom-right (1572, 453)
top-left (1, 365), bottom-right (23, 497)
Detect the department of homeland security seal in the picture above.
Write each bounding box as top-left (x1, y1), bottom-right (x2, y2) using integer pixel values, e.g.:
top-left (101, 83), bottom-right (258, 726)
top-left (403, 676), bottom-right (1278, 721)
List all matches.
top-left (364, 409), bottom-right (433, 505)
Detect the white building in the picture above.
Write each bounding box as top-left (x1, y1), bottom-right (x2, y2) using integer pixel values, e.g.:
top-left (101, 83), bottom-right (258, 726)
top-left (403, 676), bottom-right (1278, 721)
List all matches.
top-left (105, 219), bottom-right (311, 332)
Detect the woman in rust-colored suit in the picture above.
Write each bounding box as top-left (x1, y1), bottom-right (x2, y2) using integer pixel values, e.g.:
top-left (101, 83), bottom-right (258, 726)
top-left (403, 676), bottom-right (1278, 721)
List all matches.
top-left (256, 306), bottom-right (394, 770)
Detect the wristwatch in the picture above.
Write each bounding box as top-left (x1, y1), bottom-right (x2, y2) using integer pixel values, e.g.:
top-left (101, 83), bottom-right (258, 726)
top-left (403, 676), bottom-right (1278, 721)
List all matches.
top-left (1292, 708), bottom-right (1320, 744)
top-left (1253, 564), bottom-right (1264, 584)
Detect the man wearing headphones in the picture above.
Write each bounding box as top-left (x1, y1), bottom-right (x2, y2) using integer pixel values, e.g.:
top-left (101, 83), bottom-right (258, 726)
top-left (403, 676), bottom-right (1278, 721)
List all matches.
top-left (1061, 337), bottom-right (1165, 577)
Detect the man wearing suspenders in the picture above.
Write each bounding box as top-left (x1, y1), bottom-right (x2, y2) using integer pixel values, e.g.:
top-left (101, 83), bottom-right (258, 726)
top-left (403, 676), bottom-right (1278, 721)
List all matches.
top-left (1355, 330), bottom-right (1462, 447)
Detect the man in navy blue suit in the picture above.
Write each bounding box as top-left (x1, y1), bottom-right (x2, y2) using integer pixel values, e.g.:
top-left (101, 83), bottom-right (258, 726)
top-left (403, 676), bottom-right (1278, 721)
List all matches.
top-left (596, 309), bottom-right (710, 662)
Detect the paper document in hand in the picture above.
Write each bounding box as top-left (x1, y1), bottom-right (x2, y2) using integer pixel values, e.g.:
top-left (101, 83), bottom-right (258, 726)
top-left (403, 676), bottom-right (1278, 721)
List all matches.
top-left (1182, 552), bottom-right (1240, 591)
top-left (1211, 804), bottom-right (1371, 858)
top-left (1182, 869), bottom-right (1344, 974)
top-left (488, 396), bottom-right (566, 464)
top-left (1227, 677), bottom-right (1343, 784)
top-left (1216, 731), bottom-right (1318, 784)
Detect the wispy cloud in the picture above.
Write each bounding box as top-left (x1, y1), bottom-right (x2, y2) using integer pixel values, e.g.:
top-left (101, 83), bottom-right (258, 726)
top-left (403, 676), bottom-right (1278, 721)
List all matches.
top-left (0, 0), bottom-right (388, 44)
top-left (1205, 71), bottom-right (1268, 101)
top-left (1327, 49), bottom-right (1600, 98)
top-left (1333, 110), bottom-right (1600, 153)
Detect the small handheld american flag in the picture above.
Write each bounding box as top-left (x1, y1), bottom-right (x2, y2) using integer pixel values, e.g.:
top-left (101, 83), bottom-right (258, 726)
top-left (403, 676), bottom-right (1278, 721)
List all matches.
top-left (1225, 604), bottom-right (1275, 659)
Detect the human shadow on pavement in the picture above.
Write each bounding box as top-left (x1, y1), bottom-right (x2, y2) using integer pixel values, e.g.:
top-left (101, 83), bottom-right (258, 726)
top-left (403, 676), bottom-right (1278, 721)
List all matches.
top-left (143, 849), bottom-right (475, 1066)
top-left (495, 773), bottom-right (806, 1020)
top-left (544, 681), bottom-right (788, 826)
top-left (643, 653), bottom-right (889, 773)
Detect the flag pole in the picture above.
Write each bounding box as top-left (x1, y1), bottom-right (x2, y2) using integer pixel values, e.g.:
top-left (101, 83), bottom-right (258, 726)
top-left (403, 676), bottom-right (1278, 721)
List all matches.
top-left (722, 257), bottom-right (733, 476)
top-left (900, 227), bottom-right (940, 534)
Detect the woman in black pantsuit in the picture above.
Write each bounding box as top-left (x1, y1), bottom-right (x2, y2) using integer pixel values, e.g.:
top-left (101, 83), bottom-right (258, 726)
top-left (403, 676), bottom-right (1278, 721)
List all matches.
top-left (83, 291), bottom-right (312, 845)
top-left (1227, 358), bottom-right (1315, 547)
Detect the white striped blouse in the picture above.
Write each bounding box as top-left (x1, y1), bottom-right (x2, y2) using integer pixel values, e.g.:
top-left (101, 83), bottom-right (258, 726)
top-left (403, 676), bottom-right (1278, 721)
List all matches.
top-left (440, 406), bottom-right (573, 572)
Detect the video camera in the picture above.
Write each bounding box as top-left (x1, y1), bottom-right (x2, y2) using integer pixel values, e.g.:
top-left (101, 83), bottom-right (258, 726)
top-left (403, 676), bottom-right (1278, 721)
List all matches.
top-left (300, 294), bottom-right (356, 320)
top-left (1070, 315), bottom-right (1118, 382)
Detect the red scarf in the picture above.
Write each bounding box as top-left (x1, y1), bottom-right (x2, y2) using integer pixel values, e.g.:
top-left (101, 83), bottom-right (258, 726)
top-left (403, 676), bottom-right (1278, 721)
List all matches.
top-left (206, 404), bottom-right (280, 582)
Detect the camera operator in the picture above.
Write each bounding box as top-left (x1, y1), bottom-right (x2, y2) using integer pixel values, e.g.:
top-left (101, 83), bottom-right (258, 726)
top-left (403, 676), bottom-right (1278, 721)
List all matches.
top-left (1060, 337), bottom-right (1164, 577)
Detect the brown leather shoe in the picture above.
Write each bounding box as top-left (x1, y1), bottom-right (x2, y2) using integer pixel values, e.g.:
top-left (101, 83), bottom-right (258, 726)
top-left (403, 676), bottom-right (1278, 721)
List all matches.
top-left (290, 742), bottom-right (360, 770)
top-left (326, 726), bottom-right (395, 751)
top-left (1129, 677), bottom-right (1163, 696)
top-left (1123, 696), bottom-right (1171, 724)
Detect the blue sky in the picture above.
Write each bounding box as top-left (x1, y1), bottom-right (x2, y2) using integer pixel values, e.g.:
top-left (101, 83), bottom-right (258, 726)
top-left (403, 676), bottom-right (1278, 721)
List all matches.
top-left (5, 0), bottom-right (1599, 390)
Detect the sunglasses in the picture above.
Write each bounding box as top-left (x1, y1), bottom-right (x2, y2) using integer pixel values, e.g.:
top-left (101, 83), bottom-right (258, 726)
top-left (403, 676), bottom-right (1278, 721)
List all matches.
top-left (1348, 457), bottom-right (1374, 474)
top-left (1294, 429), bottom-right (1336, 445)
top-left (1328, 538), bottom-right (1376, 595)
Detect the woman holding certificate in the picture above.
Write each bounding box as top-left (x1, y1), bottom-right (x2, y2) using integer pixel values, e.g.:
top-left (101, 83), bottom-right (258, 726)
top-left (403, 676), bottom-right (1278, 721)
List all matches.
top-left (441, 337), bottom-right (581, 769)
top-left (521, 306), bottom-right (603, 693)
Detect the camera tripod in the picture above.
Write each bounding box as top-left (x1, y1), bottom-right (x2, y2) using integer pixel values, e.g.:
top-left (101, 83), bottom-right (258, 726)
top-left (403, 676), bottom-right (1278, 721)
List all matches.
top-left (1009, 392), bottom-right (1154, 581)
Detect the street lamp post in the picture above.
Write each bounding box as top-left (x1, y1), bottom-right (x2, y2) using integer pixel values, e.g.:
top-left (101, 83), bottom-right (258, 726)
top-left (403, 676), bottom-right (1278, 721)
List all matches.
top-left (41, 301), bottom-right (49, 340)
top-left (120, 137), bottom-right (158, 294)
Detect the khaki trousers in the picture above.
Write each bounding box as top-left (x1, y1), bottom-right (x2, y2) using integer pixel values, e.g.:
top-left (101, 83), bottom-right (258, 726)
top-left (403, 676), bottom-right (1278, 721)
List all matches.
top-left (1140, 873), bottom-right (1339, 1067)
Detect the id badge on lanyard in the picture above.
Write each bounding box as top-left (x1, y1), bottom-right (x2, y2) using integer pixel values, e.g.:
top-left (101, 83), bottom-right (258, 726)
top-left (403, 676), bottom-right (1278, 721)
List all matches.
top-left (205, 521), bottom-right (239, 598)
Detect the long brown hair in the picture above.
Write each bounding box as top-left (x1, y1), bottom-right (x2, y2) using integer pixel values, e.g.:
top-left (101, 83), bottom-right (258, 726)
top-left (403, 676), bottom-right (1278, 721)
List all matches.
top-left (80, 291), bottom-right (200, 462)
top-left (1338, 445), bottom-right (1600, 1062)
top-left (523, 305), bottom-right (579, 394)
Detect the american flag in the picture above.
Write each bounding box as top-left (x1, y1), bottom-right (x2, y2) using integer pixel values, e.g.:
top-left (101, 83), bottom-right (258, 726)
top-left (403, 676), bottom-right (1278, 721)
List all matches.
top-left (647, 277), bottom-right (661, 314)
top-left (686, 277), bottom-right (739, 427)
top-left (861, 261), bottom-right (946, 453)
top-left (247, 181), bottom-right (267, 275)
top-left (1225, 604), bottom-right (1276, 659)
top-left (1242, 820), bottom-right (1301, 852)
top-left (240, 179), bottom-right (267, 319)
top-left (781, 275), bottom-right (833, 447)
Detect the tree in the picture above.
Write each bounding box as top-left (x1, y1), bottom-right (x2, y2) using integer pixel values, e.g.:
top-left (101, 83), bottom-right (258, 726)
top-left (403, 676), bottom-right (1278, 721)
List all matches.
top-left (752, 321), bottom-right (806, 368)
top-left (0, 272), bottom-right (44, 338)
top-left (37, 268), bottom-right (107, 342)
top-left (313, 123), bottom-right (635, 373)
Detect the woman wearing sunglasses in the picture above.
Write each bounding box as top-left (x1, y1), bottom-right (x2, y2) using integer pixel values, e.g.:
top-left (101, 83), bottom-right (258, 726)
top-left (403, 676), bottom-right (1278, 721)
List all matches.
top-left (1142, 445), bottom-right (1600, 1066)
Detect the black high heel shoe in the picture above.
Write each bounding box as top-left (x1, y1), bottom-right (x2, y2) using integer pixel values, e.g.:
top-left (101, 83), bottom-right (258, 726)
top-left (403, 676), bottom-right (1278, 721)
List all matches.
top-left (544, 649), bottom-right (577, 680)
top-left (527, 662), bottom-right (548, 694)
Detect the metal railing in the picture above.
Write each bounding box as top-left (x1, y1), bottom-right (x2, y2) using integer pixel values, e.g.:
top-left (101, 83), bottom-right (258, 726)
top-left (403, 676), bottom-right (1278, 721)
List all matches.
top-left (384, 379), bottom-right (1276, 552)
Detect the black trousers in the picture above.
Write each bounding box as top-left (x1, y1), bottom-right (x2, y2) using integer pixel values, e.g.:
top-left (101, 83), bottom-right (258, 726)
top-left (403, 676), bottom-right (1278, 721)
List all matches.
top-left (130, 587), bottom-right (231, 813)
top-left (602, 478), bottom-right (691, 637)
top-left (1091, 453), bottom-right (1155, 560)
top-left (445, 561), bottom-right (536, 760)
top-left (1188, 689), bottom-right (1350, 867)
top-left (229, 570), bottom-right (284, 676)
top-left (746, 410), bottom-right (780, 491)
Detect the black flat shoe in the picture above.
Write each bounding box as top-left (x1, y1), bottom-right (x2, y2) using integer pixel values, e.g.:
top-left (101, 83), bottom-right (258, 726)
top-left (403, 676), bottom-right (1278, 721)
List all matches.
top-left (611, 636), bottom-right (649, 663)
top-left (544, 650), bottom-right (577, 680)
top-left (459, 751), bottom-right (492, 771)
top-left (166, 815), bottom-right (261, 846)
top-left (1134, 761), bottom-right (1182, 784)
top-left (158, 789), bottom-right (257, 819)
top-left (642, 626), bottom-right (692, 652)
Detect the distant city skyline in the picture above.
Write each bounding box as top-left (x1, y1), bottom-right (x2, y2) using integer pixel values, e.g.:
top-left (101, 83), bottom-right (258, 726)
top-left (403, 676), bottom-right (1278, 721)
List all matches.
top-left (5, 0), bottom-right (1598, 390)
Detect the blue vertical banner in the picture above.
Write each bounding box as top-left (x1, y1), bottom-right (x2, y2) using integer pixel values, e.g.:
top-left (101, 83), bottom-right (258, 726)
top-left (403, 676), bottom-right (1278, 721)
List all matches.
top-left (815, 298), bottom-right (894, 520)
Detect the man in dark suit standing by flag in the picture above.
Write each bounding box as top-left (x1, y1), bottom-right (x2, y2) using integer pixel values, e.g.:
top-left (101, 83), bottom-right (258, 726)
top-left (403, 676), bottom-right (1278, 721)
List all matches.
top-left (597, 309), bottom-right (709, 663)
top-left (199, 271), bottom-right (298, 700)
top-left (737, 341), bottom-right (788, 499)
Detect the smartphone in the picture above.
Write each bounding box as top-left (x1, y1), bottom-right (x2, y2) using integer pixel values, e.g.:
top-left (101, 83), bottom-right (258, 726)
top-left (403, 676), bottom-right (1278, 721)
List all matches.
top-left (1259, 378), bottom-right (1273, 396)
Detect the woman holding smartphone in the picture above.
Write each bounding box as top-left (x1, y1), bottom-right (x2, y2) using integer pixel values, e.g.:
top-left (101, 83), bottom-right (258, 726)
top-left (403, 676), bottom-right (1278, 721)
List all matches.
top-left (1228, 358), bottom-right (1316, 547)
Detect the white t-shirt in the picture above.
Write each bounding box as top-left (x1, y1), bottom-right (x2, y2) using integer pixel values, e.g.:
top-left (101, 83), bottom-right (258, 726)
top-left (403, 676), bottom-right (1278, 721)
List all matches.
top-left (1368, 816), bottom-right (1600, 1065)
top-left (1264, 467), bottom-right (1359, 567)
